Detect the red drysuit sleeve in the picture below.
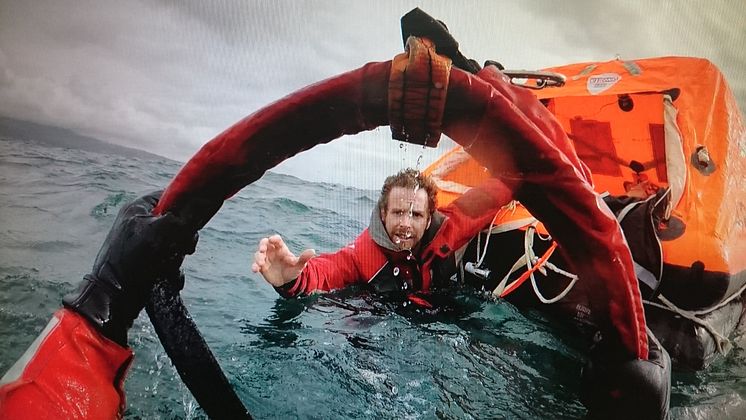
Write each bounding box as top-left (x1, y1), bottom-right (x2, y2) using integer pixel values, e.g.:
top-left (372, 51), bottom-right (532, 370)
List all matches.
top-left (0, 308), bottom-right (133, 419)
top-left (436, 177), bottom-right (514, 254)
top-left (280, 232), bottom-right (375, 297)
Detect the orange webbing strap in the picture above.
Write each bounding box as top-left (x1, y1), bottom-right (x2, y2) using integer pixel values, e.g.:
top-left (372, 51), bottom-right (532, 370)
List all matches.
top-left (499, 241), bottom-right (558, 298)
top-left (389, 36), bottom-right (452, 147)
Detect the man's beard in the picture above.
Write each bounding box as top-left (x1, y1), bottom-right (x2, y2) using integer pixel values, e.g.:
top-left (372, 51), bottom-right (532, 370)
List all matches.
top-left (391, 230), bottom-right (415, 250)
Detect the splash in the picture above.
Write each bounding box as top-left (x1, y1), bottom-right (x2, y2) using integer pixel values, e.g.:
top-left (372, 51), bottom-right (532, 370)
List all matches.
top-left (409, 179), bottom-right (421, 219)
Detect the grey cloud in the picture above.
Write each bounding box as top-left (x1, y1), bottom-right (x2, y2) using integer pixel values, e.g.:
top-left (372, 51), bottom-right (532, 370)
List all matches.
top-left (1, 0), bottom-right (743, 187)
top-left (522, 0), bottom-right (746, 110)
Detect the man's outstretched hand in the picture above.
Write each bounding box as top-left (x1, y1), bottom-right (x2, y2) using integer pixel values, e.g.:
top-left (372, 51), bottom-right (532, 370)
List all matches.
top-left (251, 234), bottom-right (315, 287)
top-left (63, 191), bottom-right (198, 346)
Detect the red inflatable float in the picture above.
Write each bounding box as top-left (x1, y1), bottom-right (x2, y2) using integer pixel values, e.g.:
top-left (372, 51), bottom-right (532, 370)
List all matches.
top-left (154, 41), bottom-right (648, 360)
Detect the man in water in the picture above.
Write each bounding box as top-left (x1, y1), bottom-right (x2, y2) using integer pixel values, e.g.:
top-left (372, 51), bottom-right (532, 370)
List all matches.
top-left (252, 168), bottom-right (672, 419)
top-left (0, 175), bottom-right (670, 419)
top-left (252, 168), bottom-right (512, 305)
top-left (0, 171), bottom-right (510, 418)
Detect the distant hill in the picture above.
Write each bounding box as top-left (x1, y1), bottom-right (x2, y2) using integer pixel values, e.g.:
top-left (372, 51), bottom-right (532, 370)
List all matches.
top-left (0, 116), bottom-right (167, 161)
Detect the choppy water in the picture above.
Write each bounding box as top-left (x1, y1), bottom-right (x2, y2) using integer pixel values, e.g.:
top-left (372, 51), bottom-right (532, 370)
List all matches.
top-left (1, 136), bottom-right (745, 419)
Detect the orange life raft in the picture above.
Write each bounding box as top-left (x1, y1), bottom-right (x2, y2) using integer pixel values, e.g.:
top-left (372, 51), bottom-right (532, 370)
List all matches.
top-left (426, 56), bottom-right (746, 369)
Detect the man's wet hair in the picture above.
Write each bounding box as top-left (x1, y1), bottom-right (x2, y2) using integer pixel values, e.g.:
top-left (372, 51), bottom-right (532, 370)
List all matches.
top-left (378, 168), bottom-right (437, 216)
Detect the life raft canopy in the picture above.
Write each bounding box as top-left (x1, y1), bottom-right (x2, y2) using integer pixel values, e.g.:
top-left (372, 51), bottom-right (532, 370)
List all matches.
top-left (426, 56), bottom-right (746, 370)
top-left (538, 57), bottom-right (745, 304)
top-left (427, 56), bottom-right (746, 310)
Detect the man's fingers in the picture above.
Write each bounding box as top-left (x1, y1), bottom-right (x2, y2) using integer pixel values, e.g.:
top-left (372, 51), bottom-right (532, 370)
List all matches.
top-left (267, 235), bottom-right (287, 254)
top-left (253, 234), bottom-right (308, 286)
top-left (297, 249), bottom-right (316, 266)
top-left (265, 235), bottom-right (299, 264)
top-left (252, 237), bottom-right (271, 273)
top-left (252, 251), bottom-right (266, 271)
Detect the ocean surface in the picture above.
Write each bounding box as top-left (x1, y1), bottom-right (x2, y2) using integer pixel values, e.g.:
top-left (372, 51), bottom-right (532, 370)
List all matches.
top-left (1, 136), bottom-right (745, 419)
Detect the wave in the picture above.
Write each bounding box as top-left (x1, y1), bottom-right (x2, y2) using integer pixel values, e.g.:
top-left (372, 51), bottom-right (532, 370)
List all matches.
top-left (273, 197), bottom-right (312, 214)
top-left (6, 240), bottom-right (81, 253)
top-left (90, 191), bottom-right (134, 218)
top-left (2, 132), bottom-right (742, 419)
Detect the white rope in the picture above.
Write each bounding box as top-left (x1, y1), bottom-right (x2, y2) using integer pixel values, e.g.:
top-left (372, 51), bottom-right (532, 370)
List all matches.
top-left (470, 201), bottom-right (524, 295)
top-left (491, 222), bottom-right (541, 297)
top-left (491, 253), bottom-right (529, 297)
top-left (642, 293), bottom-right (740, 355)
top-left (531, 260), bottom-right (579, 304)
top-left (490, 223), bottom-right (579, 302)
top-left (642, 281), bottom-right (746, 355)
top-left (475, 209), bottom-right (504, 267)
top-left (477, 190), bottom-right (740, 355)
top-left (541, 260), bottom-right (579, 280)
top-left (475, 228), bottom-right (482, 266)
top-left (523, 224), bottom-right (579, 304)
top-left (476, 201), bottom-right (530, 267)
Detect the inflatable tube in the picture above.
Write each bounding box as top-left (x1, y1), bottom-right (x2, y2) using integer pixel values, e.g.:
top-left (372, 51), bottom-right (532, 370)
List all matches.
top-left (145, 280), bottom-right (252, 419)
top-left (150, 55), bottom-right (650, 412)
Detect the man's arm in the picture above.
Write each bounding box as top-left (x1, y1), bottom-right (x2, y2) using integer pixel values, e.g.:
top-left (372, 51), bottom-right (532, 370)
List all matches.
top-left (252, 234), bottom-right (368, 297)
top-left (0, 191), bottom-right (196, 418)
top-left (436, 177), bottom-right (514, 252)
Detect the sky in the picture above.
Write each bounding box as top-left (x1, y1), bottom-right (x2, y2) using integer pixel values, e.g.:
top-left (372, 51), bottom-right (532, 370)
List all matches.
top-left (1, 0), bottom-right (744, 189)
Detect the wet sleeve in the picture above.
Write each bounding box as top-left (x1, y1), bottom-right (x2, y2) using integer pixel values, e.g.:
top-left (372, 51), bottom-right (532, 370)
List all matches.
top-left (437, 177), bottom-right (513, 252)
top-left (277, 244), bottom-right (364, 297)
top-left (0, 309), bottom-right (133, 418)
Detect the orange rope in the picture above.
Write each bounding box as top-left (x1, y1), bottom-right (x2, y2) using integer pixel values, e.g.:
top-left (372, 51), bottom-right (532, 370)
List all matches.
top-left (499, 241), bottom-right (558, 298)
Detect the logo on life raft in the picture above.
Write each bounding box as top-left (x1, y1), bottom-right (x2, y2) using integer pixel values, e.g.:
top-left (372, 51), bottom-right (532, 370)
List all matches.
top-left (587, 73), bottom-right (621, 95)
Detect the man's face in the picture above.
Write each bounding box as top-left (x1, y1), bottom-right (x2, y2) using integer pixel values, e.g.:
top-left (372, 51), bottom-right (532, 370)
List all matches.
top-left (380, 186), bottom-right (431, 251)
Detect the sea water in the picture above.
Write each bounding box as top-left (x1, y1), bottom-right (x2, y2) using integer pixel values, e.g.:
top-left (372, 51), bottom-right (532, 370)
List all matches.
top-left (1, 136), bottom-right (745, 419)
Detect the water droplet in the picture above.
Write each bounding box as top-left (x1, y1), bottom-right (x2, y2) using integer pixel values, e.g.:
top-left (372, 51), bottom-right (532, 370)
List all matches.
top-left (393, 267), bottom-right (400, 276)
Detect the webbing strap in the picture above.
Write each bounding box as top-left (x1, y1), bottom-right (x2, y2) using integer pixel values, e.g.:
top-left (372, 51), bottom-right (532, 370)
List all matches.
top-left (388, 36), bottom-right (451, 147)
top-left (490, 224), bottom-right (579, 302)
